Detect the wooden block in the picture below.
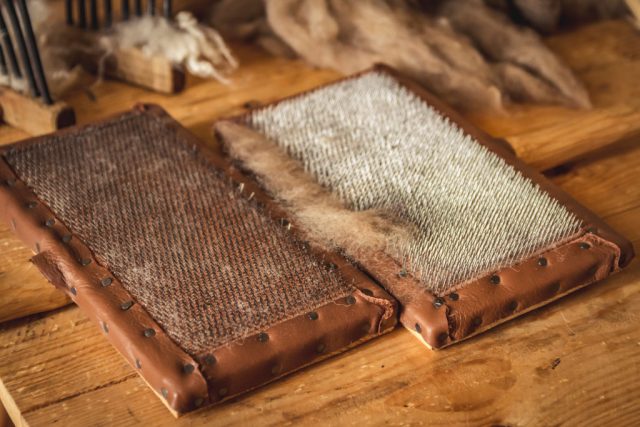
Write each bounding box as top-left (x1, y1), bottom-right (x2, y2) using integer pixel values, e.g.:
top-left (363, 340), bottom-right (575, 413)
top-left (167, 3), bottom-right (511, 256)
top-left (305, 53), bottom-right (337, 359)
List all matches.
top-left (105, 47), bottom-right (186, 94)
top-left (0, 89), bottom-right (75, 136)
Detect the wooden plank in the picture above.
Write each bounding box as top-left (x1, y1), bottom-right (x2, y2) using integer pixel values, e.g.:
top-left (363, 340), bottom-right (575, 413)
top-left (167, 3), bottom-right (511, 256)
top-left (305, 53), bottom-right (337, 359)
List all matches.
top-left (0, 222), bottom-right (69, 324)
top-left (0, 258), bottom-right (637, 426)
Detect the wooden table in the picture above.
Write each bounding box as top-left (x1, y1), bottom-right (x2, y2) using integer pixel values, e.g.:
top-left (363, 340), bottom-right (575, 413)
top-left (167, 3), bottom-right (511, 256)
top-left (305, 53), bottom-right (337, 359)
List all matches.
top-left (0, 20), bottom-right (639, 426)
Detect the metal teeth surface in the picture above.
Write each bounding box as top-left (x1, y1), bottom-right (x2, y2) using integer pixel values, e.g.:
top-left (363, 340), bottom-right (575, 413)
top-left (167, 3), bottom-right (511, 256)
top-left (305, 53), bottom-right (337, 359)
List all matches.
top-left (247, 72), bottom-right (582, 294)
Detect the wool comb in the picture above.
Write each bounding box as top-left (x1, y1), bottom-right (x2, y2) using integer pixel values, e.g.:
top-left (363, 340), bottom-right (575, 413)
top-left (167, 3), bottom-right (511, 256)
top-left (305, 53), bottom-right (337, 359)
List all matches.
top-left (0, 105), bottom-right (397, 415)
top-left (215, 65), bottom-right (634, 349)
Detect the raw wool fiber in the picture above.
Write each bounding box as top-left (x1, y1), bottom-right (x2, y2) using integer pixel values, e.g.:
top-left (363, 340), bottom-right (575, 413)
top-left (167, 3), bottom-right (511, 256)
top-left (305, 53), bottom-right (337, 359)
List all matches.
top-left (102, 12), bottom-right (238, 84)
top-left (209, 0), bottom-right (590, 111)
top-left (243, 72), bottom-right (583, 294)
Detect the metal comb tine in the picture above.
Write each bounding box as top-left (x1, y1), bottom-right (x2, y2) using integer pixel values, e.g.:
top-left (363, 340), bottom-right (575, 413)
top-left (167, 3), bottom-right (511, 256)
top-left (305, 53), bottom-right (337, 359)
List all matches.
top-left (121, 0), bottom-right (129, 20)
top-left (104, 0), bottom-right (112, 27)
top-left (0, 9), bottom-right (21, 78)
top-left (134, 0), bottom-right (141, 16)
top-left (3, 0), bottom-right (39, 98)
top-left (89, 0), bottom-right (98, 29)
top-left (147, 0), bottom-right (155, 16)
top-left (15, 0), bottom-right (52, 104)
top-left (78, 0), bottom-right (86, 28)
top-left (162, 0), bottom-right (170, 18)
top-left (0, 43), bottom-right (7, 76)
top-left (65, 0), bottom-right (73, 25)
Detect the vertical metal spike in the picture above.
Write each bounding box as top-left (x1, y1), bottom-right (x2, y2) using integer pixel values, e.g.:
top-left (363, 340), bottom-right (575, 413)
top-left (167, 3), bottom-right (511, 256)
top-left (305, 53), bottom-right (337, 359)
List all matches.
top-left (0, 10), bottom-right (21, 78)
top-left (104, 0), bottom-right (112, 27)
top-left (3, 0), bottom-right (39, 97)
top-left (121, 0), bottom-right (129, 20)
top-left (147, 0), bottom-right (155, 16)
top-left (0, 44), bottom-right (7, 75)
top-left (162, 0), bottom-right (170, 18)
top-left (89, 0), bottom-right (98, 29)
top-left (78, 0), bottom-right (86, 28)
top-left (15, 0), bottom-right (53, 104)
top-left (65, 0), bottom-right (73, 25)
top-left (134, 0), bottom-right (141, 16)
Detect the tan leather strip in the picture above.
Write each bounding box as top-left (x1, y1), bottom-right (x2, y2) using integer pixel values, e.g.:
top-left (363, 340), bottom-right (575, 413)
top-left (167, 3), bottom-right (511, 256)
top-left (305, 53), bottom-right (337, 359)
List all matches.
top-left (0, 157), bottom-right (209, 414)
top-left (201, 288), bottom-right (396, 403)
top-left (443, 232), bottom-right (620, 343)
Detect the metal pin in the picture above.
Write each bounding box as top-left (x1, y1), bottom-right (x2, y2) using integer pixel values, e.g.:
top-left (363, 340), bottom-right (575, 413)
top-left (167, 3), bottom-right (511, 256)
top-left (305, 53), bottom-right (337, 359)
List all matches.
top-left (4, 0), bottom-right (39, 98)
top-left (147, 0), bottom-right (155, 16)
top-left (162, 0), bottom-right (170, 18)
top-left (65, 0), bottom-right (73, 25)
top-left (0, 45), bottom-right (7, 75)
top-left (121, 0), bottom-right (129, 20)
top-left (78, 0), bottom-right (86, 28)
top-left (134, 0), bottom-right (141, 16)
top-left (15, 0), bottom-right (54, 104)
top-left (0, 6), bottom-right (22, 79)
top-left (89, 0), bottom-right (98, 29)
top-left (104, 0), bottom-right (112, 27)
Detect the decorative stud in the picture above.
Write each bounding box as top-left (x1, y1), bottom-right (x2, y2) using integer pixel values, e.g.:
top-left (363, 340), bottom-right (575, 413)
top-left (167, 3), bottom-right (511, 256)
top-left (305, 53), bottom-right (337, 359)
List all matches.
top-left (161, 388), bottom-right (169, 399)
top-left (100, 277), bottom-right (113, 287)
top-left (437, 332), bottom-right (449, 344)
top-left (361, 289), bottom-right (374, 296)
top-left (579, 242), bottom-right (590, 250)
top-left (102, 322), bottom-right (109, 333)
top-left (80, 258), bottom-right (91, 266)
top-left (537, 257), bottom-right (548, 267)
top-left (143, 328), bottom-right (156, 337)
top-left (204, 355), bottom-right (216, 366)
top-left (135, 359), bottom-right (142, 369)
top-left (61, 234), bottom-right (72, 243)
top-left (183, 363), bottom-right (195, 374)
top-left (257, 332), bottom-right (269, 342)
top-left (448, 292), bottom-right (459, 301)
top-left (6, 178), bottom-right (16, 187)
top-left (316, 343), bottom-right (326, 354)
top-left (433, 297), bottom-right (444, 308)
top-left (26, 201), bottom-right (37, 209)
top-left (398, 269), bottom-right (407, 278)
top-left (490, 275), bottom-right (500, 285)
top-left (45, 218), bottom-right (55, 227)
top-left (345, 295), bottom-right (356, 305)
top-left (218, 388), bottom-right (228, 397)
top-left (307, 311), bottom-right (319, 321)
top-left (70, 287), bottom-right (77, 296)
top-left (414, 323), bottom-right (421, 333)
top-left (120, 300), bottom-right (134, 311)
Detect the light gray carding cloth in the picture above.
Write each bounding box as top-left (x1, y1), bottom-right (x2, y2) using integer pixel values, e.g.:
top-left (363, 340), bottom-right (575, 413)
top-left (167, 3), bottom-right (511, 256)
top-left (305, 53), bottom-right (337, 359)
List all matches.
top-left (246, 72), bottom-right (582, 294)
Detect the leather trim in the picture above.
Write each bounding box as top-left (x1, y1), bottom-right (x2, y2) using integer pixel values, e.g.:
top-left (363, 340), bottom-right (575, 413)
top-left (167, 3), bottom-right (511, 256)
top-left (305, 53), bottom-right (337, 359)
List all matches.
top-left (0, 105), bottom-right (398, 414)
top-left (218, 66), bottom-right (634, 350)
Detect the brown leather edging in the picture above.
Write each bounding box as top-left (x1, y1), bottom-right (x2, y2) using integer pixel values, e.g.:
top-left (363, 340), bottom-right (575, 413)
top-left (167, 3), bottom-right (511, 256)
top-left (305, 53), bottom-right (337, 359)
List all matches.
top-left (0, 105), bottom-right (398, 413)
top-left (215, 66), bottom-right (634, 350)
top-left (0, 157), bottom-right (208, 414)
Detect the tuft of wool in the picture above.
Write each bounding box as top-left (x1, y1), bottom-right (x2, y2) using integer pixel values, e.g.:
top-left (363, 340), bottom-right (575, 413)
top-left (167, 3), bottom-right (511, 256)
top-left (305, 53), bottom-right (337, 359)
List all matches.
top-left (104, 12), bottom-right (238, 83)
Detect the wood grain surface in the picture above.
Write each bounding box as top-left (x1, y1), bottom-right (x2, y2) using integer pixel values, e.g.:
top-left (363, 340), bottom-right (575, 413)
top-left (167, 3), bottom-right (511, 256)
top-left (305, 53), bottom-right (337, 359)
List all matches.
top-left (0, 18), bottom-right (639, 427)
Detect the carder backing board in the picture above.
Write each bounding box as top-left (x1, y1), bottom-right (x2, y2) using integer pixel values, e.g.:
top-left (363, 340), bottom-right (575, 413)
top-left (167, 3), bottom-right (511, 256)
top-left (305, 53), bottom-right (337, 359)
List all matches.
top-left (0, 105), bottom-right (397, 415)
top-left (215, 65), bottom-right (634, 349)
